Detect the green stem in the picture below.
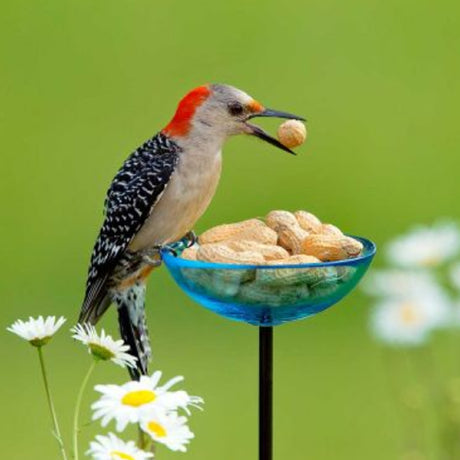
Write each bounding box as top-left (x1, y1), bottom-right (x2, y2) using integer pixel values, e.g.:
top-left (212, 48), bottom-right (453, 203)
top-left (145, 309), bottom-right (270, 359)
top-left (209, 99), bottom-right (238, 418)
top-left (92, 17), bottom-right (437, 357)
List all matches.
top-left (37, 347), bottom-right (68, 460)
top-left (381, 348), bottom-right (419, 455)
top-left (138, 426), bottom-right (155, 454)
top-left (73, 360), bottom-right (97, 460)
top-left (412, 346), bottom-right (449, 459)
top-left (138, 426), bottom-right (148, 449)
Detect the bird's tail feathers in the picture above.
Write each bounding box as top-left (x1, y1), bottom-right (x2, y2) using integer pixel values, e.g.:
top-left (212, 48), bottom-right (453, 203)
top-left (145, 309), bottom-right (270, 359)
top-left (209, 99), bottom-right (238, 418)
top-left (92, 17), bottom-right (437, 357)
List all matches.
top-left (78, 276), bottom-right (112, 325)
top-left (115, 284), bottom-right (151, 380)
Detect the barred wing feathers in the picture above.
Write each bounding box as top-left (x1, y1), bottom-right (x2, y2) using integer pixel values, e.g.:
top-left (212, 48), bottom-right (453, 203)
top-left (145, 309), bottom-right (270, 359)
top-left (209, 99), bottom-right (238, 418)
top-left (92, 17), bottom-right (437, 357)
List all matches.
top-left (79, 134), bottom-right (180, 324)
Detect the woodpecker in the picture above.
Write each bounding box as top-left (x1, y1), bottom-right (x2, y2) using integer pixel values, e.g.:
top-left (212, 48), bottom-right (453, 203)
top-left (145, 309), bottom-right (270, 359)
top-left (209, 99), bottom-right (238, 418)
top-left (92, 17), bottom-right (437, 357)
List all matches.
top-left (78, 84), bottom-right (304, 379)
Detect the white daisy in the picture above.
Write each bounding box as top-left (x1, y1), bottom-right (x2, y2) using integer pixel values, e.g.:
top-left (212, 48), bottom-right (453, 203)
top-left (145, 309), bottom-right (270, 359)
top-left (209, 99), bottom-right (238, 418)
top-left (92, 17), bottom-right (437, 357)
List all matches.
top-left (370, 294), bottom-right (451, 346)
top-left (386, 221), bottom-right (460, 268)
top-left (92, 371), bottom-right (203, 432)
top-left (71, 324), bottom-right (137, 369)
top-left (363, 269), bottom-right (447, 300)
top-left (140, 410), bottom-right (194, 452)
top-left (7, 316), bottom-right (66, 347)
top-left (87, 432), bottom-right (153, 460)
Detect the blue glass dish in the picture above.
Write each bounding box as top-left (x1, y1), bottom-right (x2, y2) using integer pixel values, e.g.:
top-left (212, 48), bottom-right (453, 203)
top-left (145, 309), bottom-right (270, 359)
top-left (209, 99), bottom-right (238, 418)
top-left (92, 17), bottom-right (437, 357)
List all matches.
top-left (161, 236), bottom-right (376, 326)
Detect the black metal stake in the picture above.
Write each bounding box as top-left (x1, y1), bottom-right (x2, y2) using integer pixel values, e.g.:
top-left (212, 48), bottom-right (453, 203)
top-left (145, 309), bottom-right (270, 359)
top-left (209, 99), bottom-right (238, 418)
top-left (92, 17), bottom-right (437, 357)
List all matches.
top-left (259, 326), bottom-right (273, 460)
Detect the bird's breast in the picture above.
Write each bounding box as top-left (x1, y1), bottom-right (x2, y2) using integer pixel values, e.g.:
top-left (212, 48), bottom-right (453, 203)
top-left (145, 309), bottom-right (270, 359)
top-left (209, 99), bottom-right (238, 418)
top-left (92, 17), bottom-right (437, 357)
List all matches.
top-left (129, 147), bottom-right (222, 251)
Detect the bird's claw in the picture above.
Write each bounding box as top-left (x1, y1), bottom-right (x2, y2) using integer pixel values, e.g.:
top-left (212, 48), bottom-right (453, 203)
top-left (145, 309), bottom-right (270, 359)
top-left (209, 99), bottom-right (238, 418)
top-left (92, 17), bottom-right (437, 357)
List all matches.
top-left (183, 230), bottom-right (198, 248)
top-left (159, 232), bottom-right (197, 258)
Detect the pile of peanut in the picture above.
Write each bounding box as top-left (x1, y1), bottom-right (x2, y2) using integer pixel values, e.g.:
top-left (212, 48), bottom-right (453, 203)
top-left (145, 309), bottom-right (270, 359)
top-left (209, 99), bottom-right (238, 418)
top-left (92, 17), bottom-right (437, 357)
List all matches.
top-left (179, 210), bottom-right (363, 306)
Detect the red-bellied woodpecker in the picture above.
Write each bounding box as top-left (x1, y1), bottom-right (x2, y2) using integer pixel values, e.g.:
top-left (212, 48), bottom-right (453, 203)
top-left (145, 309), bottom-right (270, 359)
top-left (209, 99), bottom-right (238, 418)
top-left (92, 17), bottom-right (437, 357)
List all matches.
top-left (78, 84), bottom-right (304, 379)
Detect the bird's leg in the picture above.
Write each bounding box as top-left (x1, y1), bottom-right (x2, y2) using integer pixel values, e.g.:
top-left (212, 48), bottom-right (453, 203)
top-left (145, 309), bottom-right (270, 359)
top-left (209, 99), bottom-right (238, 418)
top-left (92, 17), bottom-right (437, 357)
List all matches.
top-left (140, 246), bottom-right (162, 267)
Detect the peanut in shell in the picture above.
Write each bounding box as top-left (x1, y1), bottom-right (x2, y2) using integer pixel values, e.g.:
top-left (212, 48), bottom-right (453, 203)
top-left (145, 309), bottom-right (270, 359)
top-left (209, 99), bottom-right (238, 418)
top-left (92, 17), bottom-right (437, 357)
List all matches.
top-left (265, 210), bottom-right (299, 232)
top-left (197, 244), bottom-right (265, 265)
top-left (302, 235), bottom-right (363, 261)
top-left (212, 269), bottom-right (255, 297)
top-left (277, 226), bottom-right (310, 254)
top-left (256, 254), bottom-right (324, 286)
top-left (199, 219), bottom-right (266, 244)
top-left (318, 223), bottom-right (343, 237)
top-left (228, 226), bottom-right (278, 246)
top-left (294, 211), bottom-right (322, 233)
top-left (238, 281), bottom-right (310, 306)
top-left (277, 120), bottom-right (307, 149)
top-left (181, 246), bottom-right (198, 260)
top-left (224, 239), bottom-right (289, 261)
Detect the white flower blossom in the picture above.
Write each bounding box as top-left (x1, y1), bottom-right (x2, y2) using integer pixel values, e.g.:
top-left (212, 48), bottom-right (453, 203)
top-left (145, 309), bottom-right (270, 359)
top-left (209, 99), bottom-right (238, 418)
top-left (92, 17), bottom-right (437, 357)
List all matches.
top-left (140, 410), bottom-right (194, 452)
top-left (363, 269), bottom-right (448, 300)
top-left (386, 221), bottom-right (460, 268)
top-left (87, 433), bottom-right (153, 460)
top-left (370, 293), bottom-right (451, 346)
top-left (71, 324), bottom-right (137, 369)
top-left (92, 371), bottom-right (203, 432)
top-left (7, 316), bottom-right (66, 347)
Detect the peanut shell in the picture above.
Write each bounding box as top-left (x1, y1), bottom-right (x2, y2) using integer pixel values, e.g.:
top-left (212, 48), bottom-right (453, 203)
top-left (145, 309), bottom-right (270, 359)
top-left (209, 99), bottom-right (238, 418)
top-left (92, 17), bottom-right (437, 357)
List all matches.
top-left (212, 269), bottom-right (255, 297)
top-left (302, 235), bottom-right (363, 261)
top-left (224, 239), bottom-right (289, 261)
top-left (238, 282), bottom-right (310, 307)
top-left (318, 223), bottom-right (343, 237)
top-left (197, 244), bottom-right (265, 265)
top-left (277, 120), bottom-right (307, 149)
top-left (228, 226), bottom-right (278, 245)
top-left (256, 254), bottom-right (324, 286)
top-left (295, 211), bottom-right (322, 233)
top-left (278, 226), bottom-right (309, 254)
top-left (265, 210), bottom-right (299, 232)
top-left (199, 219), bottom-right (265, 244)
top-left (181, 246), bottom-right (198, 260)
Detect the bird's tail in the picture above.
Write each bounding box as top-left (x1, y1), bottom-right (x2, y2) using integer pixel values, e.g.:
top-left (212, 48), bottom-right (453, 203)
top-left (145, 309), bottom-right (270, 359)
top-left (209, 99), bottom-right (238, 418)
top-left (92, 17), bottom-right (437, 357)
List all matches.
top-left (79, 275), bottom-right (112, 325)
top-left (114, 282), bottom-right (151, 380)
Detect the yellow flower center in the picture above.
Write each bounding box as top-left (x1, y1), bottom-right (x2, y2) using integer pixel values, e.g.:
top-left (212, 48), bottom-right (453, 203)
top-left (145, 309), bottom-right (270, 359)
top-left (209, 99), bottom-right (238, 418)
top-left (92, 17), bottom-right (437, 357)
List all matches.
top-left (421, 255), bottom-right (441, 267)
top-left (147, 421), bottom-right (167, 438)
top-left (121, 390), bottom-right (156, 407)
top-left (400, 302), bottom-right (420, 325)
top-left (110, 451), bottom-right (134, 460)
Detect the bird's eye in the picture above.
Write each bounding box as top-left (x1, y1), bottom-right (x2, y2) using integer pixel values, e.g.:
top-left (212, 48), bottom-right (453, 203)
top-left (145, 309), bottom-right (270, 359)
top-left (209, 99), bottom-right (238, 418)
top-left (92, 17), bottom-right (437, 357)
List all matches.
top-left (227, 101), bottom-right (244, 116)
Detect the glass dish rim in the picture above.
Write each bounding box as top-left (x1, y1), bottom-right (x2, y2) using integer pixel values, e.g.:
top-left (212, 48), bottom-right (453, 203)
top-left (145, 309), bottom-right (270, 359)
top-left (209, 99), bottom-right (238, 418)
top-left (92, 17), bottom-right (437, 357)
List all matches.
top-left (161, 235), bottom-right (376, 270)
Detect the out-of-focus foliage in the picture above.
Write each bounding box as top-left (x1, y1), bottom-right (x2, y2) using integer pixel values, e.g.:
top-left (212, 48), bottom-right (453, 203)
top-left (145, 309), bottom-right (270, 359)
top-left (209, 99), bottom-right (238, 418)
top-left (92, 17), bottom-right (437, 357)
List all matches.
top-left (1, 0), bottom-right (460, 458)
top-left (364, 222), bottom-right (460, 458)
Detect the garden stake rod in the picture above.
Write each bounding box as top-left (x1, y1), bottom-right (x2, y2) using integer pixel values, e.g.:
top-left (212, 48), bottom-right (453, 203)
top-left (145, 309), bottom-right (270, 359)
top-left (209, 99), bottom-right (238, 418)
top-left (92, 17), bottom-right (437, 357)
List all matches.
top-left (259, 327), bottom-right (273, 460)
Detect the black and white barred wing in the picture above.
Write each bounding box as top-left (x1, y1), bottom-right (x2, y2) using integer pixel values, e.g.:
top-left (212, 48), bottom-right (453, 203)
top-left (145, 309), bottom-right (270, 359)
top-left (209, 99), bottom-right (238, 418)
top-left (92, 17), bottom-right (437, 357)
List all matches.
top-left (79, 136), bottom-right (180, 324)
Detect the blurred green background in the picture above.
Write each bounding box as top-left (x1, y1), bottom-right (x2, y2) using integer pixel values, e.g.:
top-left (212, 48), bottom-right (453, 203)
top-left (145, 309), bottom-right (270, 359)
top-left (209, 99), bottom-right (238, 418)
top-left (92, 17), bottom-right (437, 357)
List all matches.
top-left (1, 0), bottom-right (460, 458)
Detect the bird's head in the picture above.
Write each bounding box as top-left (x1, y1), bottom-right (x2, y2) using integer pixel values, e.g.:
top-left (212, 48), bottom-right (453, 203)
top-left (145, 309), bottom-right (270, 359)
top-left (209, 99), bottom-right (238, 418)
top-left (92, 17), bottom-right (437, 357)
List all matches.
top-left (162, 84), bottom-right (305, 154)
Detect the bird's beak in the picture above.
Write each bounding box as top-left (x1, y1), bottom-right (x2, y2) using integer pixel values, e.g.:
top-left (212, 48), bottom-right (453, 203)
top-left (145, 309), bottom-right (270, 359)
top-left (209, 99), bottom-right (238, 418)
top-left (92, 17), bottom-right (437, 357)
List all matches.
top-left (244, 108), bottom-right (306, 155)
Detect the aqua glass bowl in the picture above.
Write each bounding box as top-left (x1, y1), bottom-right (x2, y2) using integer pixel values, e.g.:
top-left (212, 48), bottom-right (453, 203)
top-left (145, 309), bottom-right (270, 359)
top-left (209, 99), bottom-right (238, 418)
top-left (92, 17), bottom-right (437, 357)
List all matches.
top-left (161, 236), bottom-right (376, 326)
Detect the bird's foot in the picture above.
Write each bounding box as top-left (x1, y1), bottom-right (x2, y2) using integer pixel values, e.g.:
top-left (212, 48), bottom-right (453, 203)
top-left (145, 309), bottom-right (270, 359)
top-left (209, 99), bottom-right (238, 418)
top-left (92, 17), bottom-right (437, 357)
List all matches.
top-left (157, 232), bottom-right (197, 258)
top-left (140, 246), bottom-right (162, 267)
